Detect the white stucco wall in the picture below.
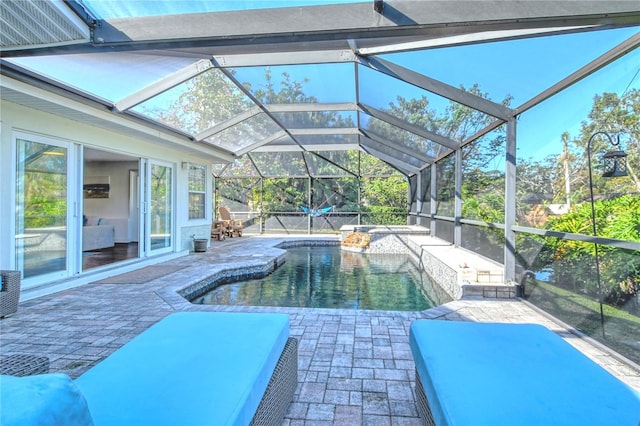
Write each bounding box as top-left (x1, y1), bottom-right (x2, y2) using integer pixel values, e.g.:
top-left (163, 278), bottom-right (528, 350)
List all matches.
top-left (0, 96), bottom-right (215, 285)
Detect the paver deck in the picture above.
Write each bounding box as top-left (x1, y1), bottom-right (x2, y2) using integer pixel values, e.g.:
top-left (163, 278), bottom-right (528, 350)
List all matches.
top-left (1, 235), bottom-right (639, 425)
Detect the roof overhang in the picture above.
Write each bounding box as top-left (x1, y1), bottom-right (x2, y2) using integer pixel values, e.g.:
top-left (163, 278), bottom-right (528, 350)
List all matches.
top-left (0, 65), bottom-right (234, 163)
top-left (0, 0), bottom-right (92, 52)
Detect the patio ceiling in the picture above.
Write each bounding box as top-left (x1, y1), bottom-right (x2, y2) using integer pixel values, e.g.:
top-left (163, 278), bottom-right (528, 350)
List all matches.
top-left (1, 1), bottom-right (639, 175)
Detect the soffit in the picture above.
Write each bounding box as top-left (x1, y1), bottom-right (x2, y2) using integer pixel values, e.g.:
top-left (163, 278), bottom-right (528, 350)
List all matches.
top-left (0, 0), bottom-right (91, 51)
top-left (1, 76), bottom-right (234, 163)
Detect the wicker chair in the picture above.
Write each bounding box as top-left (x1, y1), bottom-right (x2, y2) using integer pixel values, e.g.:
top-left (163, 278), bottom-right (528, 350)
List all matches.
top-left (0, 270), bottom-right (21, 318)
top-left (218, 206), bottom-right (243, 237)
top-left (0, 354), bottom-right (49, 376)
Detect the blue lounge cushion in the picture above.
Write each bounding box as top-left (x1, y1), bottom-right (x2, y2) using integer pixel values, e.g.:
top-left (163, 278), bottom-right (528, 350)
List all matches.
top-left (75, 311), bottom-right (289, 426)
top-left (0, 373), bottom-right (94, 426)
top-left (410, 320), bottom-right (640, 426)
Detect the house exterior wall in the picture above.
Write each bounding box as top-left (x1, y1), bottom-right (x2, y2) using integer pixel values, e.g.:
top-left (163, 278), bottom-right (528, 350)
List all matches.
top-left (0, 98), bottom-right (214, 298)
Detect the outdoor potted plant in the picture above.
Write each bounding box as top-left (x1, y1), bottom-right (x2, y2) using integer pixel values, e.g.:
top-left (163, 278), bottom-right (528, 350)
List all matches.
top-left (191, 235), bottom-right (208, 252)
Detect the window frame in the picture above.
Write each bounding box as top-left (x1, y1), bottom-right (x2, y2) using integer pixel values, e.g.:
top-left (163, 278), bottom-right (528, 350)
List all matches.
top-left (187, 162), bottom-right (207, 221)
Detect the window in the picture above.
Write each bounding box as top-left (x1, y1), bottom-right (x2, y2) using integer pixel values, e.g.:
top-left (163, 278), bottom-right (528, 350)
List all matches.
top-left (188, 163), bottom-right (206, 220)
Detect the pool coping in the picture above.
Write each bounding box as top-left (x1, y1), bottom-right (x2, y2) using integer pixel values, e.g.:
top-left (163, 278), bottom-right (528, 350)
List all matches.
top-left (7, 234), bottom-right (639, 395)
top-left (177, 238), bottom-right (341, 302)
top-left (140, 235), bottom-right (640, 382)
top-left (174, 233), bottom-right (520, 308)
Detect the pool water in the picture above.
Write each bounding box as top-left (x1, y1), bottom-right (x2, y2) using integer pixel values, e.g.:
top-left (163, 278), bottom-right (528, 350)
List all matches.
top-left (193, 246), bottom-right (452, 311)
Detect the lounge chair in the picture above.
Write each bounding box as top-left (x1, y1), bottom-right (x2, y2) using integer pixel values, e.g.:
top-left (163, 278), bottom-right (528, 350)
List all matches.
top-left (218, 206), bottom-right (243, 237)
top-left (409, 320), bottom-right (640, 425)
top-left (0, 270), bottom-right (21, 318)
top-left (1, 312), bottom-right (298, 426)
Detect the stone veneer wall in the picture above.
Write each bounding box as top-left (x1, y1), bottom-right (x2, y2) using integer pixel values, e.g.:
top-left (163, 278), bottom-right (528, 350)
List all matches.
top-left (342, 226), bottom-right (518, 301)
top-left (369, 233), bottom-right (411, 254)
top-left (406, 237), bottom-right (519, 300)
top-left (407, 240), bottom-right (464, 299)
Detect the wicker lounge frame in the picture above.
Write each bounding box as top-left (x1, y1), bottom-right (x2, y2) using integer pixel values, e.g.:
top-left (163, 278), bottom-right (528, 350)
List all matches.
top-left (0, 354), bottom-right (50, 377)
top-left (251, 337), bottom-right (298, 426)
top-left (0, 270), bottom-right (21, 318)
top-left (414, 368), bottom-right (436, 426)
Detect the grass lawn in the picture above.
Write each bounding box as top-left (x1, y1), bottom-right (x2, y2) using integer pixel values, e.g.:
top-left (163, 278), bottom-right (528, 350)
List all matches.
top-left (524, 279), bottom-right (640, 365)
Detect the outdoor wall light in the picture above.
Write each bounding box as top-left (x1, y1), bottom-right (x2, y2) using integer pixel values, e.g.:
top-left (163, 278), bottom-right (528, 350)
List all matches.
top-left (602, 148), bottom-right (628, 178)
top-left (373, 0), bottom-right (384, 13)
top-left (585, 130), bottom-right (627, 338)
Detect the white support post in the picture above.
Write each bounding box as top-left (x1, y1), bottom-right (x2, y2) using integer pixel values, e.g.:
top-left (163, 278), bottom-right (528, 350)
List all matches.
top-left (454, 149), bottom-right (463, 247)
top-left (504, 118), bottom-right (517, 283)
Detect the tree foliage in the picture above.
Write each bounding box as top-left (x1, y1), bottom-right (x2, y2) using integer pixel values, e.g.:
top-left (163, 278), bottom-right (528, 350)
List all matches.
top-left (570, 89), bottom-right (640, 200)
top-left (517, 89), bottom-right (640, 211)
top-left (20, 142), bottom-right (68, 228)
top-left (181, 67), bottom-right (409, 223)
top-left (152, 69), bottom-right (252, 134)
top-left (517, 88), bottom-right (640, 311)
top-left (536, 195), bottom-right (640, 309)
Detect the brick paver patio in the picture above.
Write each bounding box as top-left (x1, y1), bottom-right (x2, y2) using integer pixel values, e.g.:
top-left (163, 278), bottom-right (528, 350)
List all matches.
top-left (1, 235), bottom-right (638, 425)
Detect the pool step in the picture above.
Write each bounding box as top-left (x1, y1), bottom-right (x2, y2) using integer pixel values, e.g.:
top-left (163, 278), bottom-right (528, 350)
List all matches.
top-left (407, 236), bottom-right (520, 300)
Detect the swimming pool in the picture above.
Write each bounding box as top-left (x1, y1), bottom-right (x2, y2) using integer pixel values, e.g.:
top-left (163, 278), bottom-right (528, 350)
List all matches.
top-left (192, 245), bottom-right (452, 311)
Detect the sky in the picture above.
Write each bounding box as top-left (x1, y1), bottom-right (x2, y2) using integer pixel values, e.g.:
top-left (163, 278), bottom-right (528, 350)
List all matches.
top-left (231, 26), bottom-right (640, 160)
top-left (381, 27), bottom-right (640, 160)
top-left (9, 2), bottom-right (640, 165)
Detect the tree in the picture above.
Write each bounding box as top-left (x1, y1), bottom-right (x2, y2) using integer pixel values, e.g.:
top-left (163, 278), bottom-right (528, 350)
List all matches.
top-left (540, 195), bottom-right (640, 310)
top-left (571, 89), bottom-right (640, 199)
top-left (361, 175), bottom-right (408, 225)
top-left (19, 143), bottom-right (68, 228)
top-left (526, 89), bottom-right (640, 310)
top-left (159, 67), bottom-right (407, 225)
top-left (151, 68), bottom-right (252, 134)
top-left (369, 84), bottom-right (511, 222)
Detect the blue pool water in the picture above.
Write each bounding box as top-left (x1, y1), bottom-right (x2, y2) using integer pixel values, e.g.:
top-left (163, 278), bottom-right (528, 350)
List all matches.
top-left (193, 245), bottom-right (452, 311)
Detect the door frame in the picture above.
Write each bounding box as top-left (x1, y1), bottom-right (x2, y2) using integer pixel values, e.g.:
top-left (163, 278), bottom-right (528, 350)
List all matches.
top-left (12, 131), bottom-right (81, 288)
top-left (141, 159), bottom-right (175, 257)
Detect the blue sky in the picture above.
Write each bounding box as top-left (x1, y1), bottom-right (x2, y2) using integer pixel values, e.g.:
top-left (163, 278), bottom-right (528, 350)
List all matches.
top-left (380, 27), bottom-right (640, 160)
top-left (231, 26), bottom-right (640, 161)
top-left (11, 2), bottom-right (640, 165)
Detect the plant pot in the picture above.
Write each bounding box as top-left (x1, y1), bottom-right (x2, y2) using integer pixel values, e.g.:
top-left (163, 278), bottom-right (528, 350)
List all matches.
top-left (193, 239), bottom-right (208, 252)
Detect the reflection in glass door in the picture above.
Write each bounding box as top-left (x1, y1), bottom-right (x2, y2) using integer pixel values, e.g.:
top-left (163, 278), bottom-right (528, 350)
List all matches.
top-left (15, 136), bottom-right (76, 283)
top-left (147, 162), bottom-right (173, 254)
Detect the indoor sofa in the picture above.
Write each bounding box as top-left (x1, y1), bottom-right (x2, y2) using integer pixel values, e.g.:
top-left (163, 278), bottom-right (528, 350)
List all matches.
top-left (82, 216), bottom-right (115, 251)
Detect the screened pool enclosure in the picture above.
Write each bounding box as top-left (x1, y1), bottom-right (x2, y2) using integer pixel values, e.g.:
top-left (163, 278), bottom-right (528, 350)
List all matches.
top-left (1, 1), bottom-right (639, 360)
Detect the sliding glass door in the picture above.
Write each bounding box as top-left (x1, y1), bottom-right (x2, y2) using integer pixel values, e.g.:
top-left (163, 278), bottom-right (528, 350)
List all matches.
top-left (144, 160), bottom-right (174, 255)
top-left (15, 134), bottom-right (79, 285)
top-left (14, 134), bottom-right (176, 286)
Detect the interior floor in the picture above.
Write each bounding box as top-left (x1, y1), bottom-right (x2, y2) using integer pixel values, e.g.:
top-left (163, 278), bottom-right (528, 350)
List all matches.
top-left (83, 243), bottom-right (138, 270)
